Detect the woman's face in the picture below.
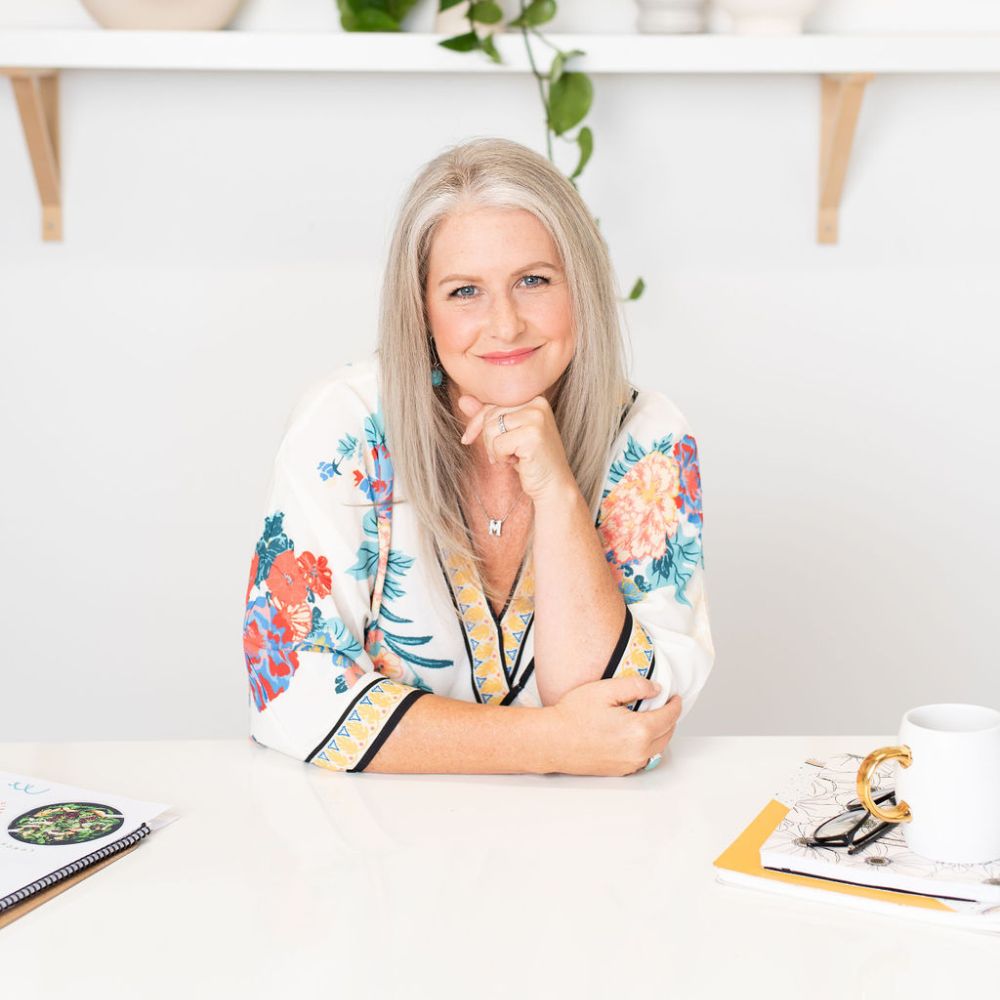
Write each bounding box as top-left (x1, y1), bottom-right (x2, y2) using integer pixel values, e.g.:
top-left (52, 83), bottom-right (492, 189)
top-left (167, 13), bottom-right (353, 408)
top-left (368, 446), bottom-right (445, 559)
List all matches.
top-left (424, 205), bottom-right (574, 410)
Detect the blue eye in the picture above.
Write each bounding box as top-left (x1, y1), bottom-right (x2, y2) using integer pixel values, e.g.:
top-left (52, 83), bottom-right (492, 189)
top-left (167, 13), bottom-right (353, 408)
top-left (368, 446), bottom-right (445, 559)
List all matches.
top-left (449, 275), bottom-right (550, 299)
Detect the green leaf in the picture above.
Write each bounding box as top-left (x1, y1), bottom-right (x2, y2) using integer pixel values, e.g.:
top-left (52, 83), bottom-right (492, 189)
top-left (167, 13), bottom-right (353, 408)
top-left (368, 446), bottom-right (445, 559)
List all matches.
top-left (439, 30), bottom-right (481, 52)
top-left (337, 0), bottom-right (407, 30)
top-left (479, 31), bottom-right (502, 63)
top-left (547, 71), bottom-right (592, 135)
top-left (569, 125), bottom-right (593, 179)
top-left (439, 0), bottom-right (466, 9)
top-left (470, 1), bottom-right (503, 24)
top-left (628, 277), bottom-right (645, 300)
top-left (387, 0), bottom-right (420, 19)
top-left (508, 0), bottom-right (556, 29)
top-left (549, 47), bottom-right (585, 86)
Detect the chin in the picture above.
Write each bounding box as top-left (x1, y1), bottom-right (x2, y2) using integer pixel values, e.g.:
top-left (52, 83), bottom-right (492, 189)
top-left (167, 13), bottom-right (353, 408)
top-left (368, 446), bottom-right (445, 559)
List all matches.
top-left (482, 375), bottom-right (553, 406)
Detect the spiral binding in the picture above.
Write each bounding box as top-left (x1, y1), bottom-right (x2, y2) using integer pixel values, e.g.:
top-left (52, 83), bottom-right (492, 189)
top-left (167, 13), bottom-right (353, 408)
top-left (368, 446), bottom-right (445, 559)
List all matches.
top-left (0, 822), bottom-right (152, 912)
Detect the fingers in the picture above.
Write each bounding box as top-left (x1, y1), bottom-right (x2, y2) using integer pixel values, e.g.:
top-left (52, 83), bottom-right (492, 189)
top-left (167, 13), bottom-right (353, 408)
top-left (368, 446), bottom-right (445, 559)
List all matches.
top-left (646, 695), bottom-right (683, 738)
top-left (606, 674), bottom-right (662, 707)
top-left (647, 723), bottom-right (678, 761)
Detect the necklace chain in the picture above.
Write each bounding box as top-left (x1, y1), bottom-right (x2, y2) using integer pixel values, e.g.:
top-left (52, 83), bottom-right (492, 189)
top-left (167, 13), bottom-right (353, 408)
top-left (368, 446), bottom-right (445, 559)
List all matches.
top-left (471, 488), bottom-right (524, 538)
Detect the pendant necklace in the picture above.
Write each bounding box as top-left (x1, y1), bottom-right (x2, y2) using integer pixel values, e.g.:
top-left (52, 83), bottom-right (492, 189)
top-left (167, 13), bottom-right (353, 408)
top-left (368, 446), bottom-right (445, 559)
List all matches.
top-left (471, 488), bottom-right (524, 538)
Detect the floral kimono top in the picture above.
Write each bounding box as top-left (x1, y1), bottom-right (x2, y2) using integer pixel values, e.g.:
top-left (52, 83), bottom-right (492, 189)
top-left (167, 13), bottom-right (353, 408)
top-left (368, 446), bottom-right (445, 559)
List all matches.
top-left (243, 355), bottom-right (715, 773)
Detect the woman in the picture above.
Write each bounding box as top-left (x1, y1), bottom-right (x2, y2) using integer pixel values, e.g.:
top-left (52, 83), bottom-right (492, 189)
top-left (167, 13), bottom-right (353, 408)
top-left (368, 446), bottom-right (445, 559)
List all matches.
top-left (243, 137), bottom-right (714, 776)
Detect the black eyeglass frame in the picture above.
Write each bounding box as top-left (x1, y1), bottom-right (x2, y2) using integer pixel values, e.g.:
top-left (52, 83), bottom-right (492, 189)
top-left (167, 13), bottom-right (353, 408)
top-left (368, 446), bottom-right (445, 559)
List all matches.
top-left (803, 788), bottom-right (898, 856)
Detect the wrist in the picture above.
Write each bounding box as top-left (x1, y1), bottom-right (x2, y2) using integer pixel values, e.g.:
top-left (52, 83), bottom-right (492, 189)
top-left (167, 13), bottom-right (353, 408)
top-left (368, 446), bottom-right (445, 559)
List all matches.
top-left (520, 705), bottom-right (566, 775)
top-left (531, 475), bottom-right (584, 516)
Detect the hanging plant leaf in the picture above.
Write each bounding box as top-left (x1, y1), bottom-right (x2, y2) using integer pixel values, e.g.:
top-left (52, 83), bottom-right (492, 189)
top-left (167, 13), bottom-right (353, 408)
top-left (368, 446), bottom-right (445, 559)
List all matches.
top-left (570, 125), bottom-right (593, 179)
top-left (508, 0), bottom-right (556, 29)
top-left (547, 71), bottom-right (592, 135)
top-left (470, 1), bottom-right (503, 24)
top-left (440, 30), bottom-right (481, 52)
top-left (549, 48), bottom-right (585, 87)
top-left (386, 0), bottom-right (420, 18)
top-left (479, 32), bottom-right (502, 64)
top-left (439, 0), bottom-right (466, 10)
top-left (628, 277), bottom-right (645, 300)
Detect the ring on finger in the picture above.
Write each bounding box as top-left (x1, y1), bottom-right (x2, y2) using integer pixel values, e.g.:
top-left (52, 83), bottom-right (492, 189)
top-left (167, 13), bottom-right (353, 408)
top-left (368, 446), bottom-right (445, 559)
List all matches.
top-left (497, 412), bottom-right (508, 435)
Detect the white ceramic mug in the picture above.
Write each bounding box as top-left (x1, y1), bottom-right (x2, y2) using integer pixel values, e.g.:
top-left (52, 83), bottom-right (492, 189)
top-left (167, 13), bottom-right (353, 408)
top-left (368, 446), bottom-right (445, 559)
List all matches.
top-left (856, 703), bottom-right (1000, 865)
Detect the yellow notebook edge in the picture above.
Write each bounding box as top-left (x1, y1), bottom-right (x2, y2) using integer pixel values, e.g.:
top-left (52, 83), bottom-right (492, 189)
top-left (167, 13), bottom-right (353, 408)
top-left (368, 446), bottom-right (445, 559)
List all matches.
top-left (713, 798), bottom-right (955, 913)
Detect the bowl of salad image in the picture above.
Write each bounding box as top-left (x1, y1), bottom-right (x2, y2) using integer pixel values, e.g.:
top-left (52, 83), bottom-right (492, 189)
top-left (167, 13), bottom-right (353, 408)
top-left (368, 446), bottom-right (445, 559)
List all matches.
top-left (8, 802), bottom-right (125, 846)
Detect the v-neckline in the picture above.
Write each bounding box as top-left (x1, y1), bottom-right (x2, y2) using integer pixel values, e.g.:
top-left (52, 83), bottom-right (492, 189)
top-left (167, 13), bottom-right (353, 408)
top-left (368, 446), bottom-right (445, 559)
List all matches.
top-left (483, 545), bottom-right (531, 624)
top-left (457, 504), bottom-right (531, 622)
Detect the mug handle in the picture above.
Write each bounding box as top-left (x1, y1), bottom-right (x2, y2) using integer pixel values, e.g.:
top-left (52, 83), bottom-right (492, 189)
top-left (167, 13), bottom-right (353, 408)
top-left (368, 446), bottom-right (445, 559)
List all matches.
top-left (856, 745), bottom-right (914, 823)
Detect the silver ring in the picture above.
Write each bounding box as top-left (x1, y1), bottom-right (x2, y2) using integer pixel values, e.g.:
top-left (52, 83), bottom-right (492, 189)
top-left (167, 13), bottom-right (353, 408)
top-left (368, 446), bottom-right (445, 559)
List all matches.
top-left (643, 753), bottom-right (662, 772)
top-left (497, 412), bottom-right (508, 435)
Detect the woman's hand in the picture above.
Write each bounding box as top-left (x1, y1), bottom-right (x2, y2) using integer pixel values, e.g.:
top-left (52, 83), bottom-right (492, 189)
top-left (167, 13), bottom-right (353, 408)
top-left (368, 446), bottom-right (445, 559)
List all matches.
top-left (544, 676), bottom-right (683, 776)
top-left (457, 394), bottom-right (575, 503)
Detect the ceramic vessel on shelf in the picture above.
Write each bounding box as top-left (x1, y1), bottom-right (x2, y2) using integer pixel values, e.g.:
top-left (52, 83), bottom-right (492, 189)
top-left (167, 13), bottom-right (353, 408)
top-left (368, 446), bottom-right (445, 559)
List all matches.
top-left (712, 0), bottom-right (821, 34)
top-left (635, 0), bottom-right (708, 34)
top-left (80, 0), bottom-right (247, 29)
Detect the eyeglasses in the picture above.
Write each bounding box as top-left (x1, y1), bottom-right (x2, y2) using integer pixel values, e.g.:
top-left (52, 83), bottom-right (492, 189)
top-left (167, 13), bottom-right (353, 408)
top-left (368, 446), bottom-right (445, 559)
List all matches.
top-left (801, 788), bottom-right (899, 856)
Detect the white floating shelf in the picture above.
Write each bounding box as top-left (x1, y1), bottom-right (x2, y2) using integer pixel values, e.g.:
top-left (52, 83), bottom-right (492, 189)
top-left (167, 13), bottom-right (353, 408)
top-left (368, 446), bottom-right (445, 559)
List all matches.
top-left (1, 29), bottom-right (1000, 74)
top-left (3, 30), bottom-right (996, 244)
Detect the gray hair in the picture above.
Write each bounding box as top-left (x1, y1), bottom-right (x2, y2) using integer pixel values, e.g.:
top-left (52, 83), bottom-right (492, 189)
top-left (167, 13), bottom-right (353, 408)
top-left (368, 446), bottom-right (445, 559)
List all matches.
top-left (377, 136), bottom-right (633, 605)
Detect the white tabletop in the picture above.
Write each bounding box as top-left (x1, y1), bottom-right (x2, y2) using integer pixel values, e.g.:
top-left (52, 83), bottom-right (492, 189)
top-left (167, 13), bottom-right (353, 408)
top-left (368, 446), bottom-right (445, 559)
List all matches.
top-left (0, 736), bottom-right (995, 997)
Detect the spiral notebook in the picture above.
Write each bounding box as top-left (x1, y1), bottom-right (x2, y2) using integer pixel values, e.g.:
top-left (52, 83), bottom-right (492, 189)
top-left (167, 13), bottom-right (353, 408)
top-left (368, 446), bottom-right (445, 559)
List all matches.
top-left (1, 769), bottom-right (175, 924)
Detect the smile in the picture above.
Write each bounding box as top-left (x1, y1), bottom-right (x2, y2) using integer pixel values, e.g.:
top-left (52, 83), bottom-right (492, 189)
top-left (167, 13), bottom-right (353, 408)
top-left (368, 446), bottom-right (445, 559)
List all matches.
top-left (479, 346), bottom-right (540, 366)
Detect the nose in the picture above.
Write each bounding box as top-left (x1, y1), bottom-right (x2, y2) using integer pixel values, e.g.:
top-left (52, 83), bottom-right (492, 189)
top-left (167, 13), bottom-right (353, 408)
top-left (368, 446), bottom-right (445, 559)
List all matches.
top-left (487, 290), bottom-right (526, 343)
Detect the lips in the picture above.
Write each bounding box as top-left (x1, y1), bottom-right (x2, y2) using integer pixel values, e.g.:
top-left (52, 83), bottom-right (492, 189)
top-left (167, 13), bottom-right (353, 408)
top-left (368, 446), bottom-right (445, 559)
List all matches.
top-left (479, 346), bottom-right (540, 363)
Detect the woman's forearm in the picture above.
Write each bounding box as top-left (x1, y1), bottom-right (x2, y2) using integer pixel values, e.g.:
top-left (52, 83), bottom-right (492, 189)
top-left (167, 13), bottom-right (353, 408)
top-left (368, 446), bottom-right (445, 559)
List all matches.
top-left (531, 480), bottom-right (627, 706)
top-left (364, 693), bottom-right (560, 774)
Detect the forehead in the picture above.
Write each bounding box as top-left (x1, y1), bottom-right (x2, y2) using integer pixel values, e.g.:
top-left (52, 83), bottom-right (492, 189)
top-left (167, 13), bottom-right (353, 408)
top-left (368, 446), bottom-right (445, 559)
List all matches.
top-left (427, 206), bottom-right (559, 270)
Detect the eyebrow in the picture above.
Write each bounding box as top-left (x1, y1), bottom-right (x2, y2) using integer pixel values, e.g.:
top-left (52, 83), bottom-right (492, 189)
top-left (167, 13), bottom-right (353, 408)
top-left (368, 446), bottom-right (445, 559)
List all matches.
top-left (437, 261), bottom-right (559, 286)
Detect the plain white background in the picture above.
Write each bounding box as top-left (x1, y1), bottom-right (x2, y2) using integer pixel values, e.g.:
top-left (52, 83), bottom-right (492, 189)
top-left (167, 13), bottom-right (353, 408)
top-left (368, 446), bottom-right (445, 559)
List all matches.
top-left (1, 0), bottom-right (998, 742)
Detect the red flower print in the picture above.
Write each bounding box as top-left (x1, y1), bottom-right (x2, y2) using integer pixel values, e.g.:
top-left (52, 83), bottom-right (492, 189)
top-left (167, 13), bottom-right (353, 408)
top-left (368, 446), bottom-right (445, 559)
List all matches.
top-left (298, 551), bottom-right (332, 599)
top-left (243, 597), bottom-right (301, 710)
top-left (279, 600), bottom-right (313, 642)
top-left (598, 451), bottom-right (681, 565)
top-left (267, 549), bottom-right (308, 605)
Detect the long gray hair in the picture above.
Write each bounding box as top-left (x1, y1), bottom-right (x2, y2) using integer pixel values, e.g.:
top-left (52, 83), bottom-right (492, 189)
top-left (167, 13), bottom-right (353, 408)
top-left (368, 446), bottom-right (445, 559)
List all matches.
top-left (377, 136), bottom-right (633, 605)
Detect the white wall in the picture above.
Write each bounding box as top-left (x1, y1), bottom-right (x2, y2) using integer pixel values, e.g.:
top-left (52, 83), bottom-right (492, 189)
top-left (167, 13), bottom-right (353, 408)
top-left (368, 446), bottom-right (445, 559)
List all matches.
top-left (2, 1), bottom-right (999, 743)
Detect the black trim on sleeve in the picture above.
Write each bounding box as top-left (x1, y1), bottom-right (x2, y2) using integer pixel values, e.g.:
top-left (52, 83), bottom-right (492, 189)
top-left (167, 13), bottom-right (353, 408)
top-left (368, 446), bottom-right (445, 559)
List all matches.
top-left (305, 674), bottom-right (390, 763)
top-left (352, 688), bottom-right (430, 772)
top-left (501, 657), bottom-right (535, 706)
top-left (628, 653), bottom-right (656, 713)
top-left (601, 605), bottom-right (634, 680)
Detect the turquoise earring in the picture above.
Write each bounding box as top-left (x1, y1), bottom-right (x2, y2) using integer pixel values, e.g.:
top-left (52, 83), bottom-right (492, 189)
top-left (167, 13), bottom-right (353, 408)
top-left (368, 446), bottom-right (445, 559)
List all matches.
top-left (429, 336), bottom-right (444, 386)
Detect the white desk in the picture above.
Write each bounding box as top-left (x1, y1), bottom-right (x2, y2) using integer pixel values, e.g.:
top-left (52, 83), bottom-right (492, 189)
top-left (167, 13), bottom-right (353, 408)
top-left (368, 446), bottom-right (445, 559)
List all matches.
top-left (0, 737), bottom-right (995, 998)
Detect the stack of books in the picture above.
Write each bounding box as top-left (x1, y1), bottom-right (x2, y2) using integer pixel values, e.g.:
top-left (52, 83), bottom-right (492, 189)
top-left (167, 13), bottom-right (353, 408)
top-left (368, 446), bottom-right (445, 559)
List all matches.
top-left (713, 752), bottom-right (1000, 934)
top-left (1, 769), bottom-right (175, 928)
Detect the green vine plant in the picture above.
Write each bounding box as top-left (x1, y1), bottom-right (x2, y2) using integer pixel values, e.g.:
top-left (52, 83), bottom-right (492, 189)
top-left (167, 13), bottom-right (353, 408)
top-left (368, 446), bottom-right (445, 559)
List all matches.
top-left (335, 0), bottom-right (644, 302)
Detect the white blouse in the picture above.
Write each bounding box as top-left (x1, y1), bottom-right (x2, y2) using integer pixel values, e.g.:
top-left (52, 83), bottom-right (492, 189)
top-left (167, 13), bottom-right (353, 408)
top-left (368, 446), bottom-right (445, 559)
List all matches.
top-left (243, 355), bottom-right (715, 772)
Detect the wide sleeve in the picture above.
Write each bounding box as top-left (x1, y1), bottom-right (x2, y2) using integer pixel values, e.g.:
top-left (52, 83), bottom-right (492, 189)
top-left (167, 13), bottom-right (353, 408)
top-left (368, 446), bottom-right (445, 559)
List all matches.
top-left (594, 392), bottom-right (715, 720)
top-left (243, 379), bottom-right (429, 772)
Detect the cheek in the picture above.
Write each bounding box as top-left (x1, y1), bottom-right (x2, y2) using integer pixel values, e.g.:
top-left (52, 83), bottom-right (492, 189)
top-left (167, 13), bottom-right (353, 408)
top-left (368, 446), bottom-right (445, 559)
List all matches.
top-left (427, 302), bottom-right (475, 355)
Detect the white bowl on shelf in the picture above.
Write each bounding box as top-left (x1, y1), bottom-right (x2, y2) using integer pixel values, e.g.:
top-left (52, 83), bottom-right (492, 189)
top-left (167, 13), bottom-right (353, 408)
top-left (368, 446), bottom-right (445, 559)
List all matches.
top-left (712, 0), bottom-right (821, 35)
top-left (636, 0), bottom-right (709, 34)
top-left (80, 0), bottom-right (247, 30)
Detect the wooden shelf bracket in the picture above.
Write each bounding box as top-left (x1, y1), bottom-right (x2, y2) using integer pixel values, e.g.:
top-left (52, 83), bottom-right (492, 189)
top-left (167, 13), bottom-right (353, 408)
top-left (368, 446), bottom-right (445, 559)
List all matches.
top-left (2, 68), bottom-right (62, 242)
top-left (818, 72), bottom-right (874, 244)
